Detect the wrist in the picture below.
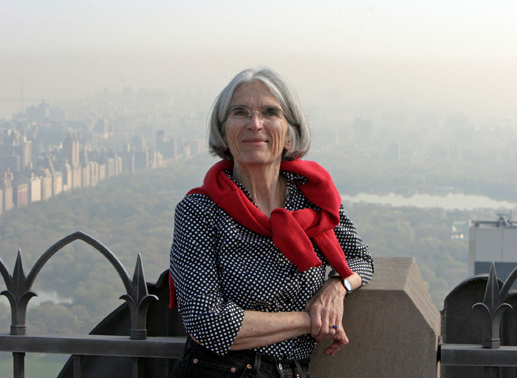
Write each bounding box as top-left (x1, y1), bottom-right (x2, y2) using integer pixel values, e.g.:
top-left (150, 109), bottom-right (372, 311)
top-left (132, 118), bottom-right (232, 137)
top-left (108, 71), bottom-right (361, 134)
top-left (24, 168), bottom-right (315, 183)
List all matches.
top-left (301, 311), bottom-right (312, 333)
top-left (328, 276), bottom-right (348, 297)
top-left (330, 275), bottom-right (352, 296)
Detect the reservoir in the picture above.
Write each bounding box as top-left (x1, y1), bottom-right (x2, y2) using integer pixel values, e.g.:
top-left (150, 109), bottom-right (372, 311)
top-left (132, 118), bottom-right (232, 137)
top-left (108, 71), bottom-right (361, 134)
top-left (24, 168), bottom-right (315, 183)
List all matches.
top-left (0, 290), bottom-right (73, 308)
top-left (341, 192), bottom-right (517, 211)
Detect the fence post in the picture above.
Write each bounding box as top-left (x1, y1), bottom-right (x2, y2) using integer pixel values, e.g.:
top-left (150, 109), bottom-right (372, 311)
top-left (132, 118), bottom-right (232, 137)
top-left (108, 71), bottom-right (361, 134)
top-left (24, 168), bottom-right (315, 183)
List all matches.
top-left (133, 357), bottom-right (145, 378)
top-left (13, 352), bottom-right (25, 378)
top-left (73, 355), bottom-right (83, 378)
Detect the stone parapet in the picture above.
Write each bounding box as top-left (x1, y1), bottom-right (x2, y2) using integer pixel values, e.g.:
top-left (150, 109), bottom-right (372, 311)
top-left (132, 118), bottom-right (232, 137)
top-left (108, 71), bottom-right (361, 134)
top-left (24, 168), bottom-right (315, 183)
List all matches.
top-left (310, 257), bottom-right (440, 378)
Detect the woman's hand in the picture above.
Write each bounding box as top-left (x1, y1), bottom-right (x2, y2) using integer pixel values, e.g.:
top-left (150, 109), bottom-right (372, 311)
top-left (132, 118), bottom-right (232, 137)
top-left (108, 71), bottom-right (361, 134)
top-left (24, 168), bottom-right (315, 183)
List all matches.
top-left (305, 278), bottom-right (347, 343)
top-left (305, 273), bottom-right (362, 356)
top-left (324, 330), bottom-right (349, 356)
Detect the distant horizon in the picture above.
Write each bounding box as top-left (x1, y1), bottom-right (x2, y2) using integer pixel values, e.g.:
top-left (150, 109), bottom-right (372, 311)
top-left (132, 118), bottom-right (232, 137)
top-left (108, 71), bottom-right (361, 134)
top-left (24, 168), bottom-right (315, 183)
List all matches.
top-left (2, 51), bottom-right (516, 123)
top-left (341, 191), bottom-right (517, 211)
top-left (2, 1), bottom-right (517, 121)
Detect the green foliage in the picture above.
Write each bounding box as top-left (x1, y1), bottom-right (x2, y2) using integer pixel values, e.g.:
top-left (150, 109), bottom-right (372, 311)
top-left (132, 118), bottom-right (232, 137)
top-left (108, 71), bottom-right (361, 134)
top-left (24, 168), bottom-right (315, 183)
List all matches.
top-left (28, 302), bottom-right (79, 334)
top-left (344, 202), bottom-right (496, 307)
top-left (0, 155), bottom-right (215, 333)
top-left (0, 151), bottom-right (505, 332)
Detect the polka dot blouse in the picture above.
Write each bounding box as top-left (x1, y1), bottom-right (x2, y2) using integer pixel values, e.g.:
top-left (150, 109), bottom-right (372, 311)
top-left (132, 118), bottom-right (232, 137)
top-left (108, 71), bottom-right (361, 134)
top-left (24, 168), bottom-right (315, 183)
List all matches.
top-left (169, 170), bottom-right (374, 360)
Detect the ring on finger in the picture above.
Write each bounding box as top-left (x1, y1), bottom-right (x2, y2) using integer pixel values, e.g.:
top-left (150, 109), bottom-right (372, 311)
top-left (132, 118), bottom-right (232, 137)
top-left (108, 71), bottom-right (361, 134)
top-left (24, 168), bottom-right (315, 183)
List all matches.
top-left (329, 324), bottom-right (338, 329)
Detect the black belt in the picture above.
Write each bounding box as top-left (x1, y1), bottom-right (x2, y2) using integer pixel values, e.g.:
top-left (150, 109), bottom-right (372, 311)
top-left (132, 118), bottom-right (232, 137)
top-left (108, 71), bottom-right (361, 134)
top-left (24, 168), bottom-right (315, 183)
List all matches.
top-left (183, 336), bottom-right (310, 378)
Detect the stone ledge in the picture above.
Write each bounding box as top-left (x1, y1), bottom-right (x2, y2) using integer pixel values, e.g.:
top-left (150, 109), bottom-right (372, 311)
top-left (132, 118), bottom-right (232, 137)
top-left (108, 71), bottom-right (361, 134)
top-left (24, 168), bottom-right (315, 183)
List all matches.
top-left (310, 257), bottom-right (440, 378)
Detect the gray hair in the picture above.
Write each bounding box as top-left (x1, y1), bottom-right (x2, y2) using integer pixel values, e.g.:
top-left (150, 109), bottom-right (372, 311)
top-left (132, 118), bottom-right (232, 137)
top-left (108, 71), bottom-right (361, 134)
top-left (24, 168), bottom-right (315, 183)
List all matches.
top-left (208, 67), bottom-right (311, 161)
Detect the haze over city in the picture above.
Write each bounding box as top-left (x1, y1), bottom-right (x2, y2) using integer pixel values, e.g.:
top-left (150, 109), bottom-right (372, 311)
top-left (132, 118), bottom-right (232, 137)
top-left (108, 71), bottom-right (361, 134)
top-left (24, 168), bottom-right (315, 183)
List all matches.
top-left (2, 3), bottom-right (517, 376)
top-left (1, 0), bottom-right (517, 121)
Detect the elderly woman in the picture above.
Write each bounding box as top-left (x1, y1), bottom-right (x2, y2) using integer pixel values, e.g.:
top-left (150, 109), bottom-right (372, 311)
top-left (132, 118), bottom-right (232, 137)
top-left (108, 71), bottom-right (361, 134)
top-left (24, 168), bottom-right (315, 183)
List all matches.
top-left (169, 67), bottom-right (373, 378)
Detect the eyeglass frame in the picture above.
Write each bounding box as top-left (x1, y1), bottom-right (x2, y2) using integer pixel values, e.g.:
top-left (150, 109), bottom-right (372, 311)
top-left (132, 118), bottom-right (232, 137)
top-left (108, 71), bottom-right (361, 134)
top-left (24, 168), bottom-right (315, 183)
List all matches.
top-left (224, 106), bottom-right (287, 124)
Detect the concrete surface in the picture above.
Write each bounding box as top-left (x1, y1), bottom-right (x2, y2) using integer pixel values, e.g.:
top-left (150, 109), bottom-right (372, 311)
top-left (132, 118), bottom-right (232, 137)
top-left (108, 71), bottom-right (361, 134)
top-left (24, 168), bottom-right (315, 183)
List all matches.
top-left (309, 257), bottom-right (441, 378)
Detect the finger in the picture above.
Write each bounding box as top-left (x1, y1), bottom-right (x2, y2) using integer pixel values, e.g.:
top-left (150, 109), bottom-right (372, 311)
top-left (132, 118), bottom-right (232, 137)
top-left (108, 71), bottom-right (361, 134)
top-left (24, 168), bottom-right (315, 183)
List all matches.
top-left (324, 331), bottom-right (350, 356)
top-left (324, 341), bottom-right (342, 356)
top-left (334, 329), bottom-right (349, 347)
top-left (318, 323), bottom-right (338, 342)
top-left (314, 311), bottom-right (338, 342)
top-left (321, 311), bottom-right (339, 336)
top-left (313, 305), bottom-right (333, 337)
top-left (314, 319), bottom-right (335, 341)
top-left (326, 347), bottom-right (340, 357)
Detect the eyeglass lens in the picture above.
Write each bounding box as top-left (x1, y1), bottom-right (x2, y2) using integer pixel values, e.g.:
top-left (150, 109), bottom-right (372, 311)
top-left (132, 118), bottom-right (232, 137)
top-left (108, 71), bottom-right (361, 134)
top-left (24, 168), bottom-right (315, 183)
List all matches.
top-left (229, 107), bottom-right (283, 121)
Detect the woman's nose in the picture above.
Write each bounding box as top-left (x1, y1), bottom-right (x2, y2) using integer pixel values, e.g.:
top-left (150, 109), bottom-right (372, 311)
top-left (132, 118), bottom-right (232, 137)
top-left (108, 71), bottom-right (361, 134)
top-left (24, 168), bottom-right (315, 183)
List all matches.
top-left (246, 112), bottom-right (263, 130)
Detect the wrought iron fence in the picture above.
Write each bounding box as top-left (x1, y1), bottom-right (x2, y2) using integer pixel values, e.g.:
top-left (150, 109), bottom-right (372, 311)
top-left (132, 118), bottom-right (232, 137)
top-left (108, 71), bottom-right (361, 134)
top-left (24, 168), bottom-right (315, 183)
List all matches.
top-left (0, 231), bottom-right (185, 378)
top-left (439, 263), bottom-right (517, 378)
top-left (5, 231), bottom-right (516, 378)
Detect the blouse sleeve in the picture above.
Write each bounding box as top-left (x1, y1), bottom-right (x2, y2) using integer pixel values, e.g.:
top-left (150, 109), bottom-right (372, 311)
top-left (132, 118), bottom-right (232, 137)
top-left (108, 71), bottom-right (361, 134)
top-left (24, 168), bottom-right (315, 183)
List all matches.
top-left (169, 194), bottom-right (245, 355)
top-left (333, 204), bottom-right (374, 285)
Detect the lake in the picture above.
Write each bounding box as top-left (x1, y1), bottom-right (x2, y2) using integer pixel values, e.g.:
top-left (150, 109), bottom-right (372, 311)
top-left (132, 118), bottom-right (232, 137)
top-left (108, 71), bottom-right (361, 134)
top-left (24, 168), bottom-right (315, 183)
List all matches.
top-left (341, 192), bottom-right (517, 211)
top-left (0, 290), bottom-right (72, 308)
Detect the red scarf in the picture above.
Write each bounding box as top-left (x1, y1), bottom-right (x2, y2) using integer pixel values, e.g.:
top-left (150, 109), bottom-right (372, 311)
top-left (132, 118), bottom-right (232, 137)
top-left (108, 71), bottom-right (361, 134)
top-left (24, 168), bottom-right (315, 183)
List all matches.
top-left (169, 159), bottom-right (353, 308)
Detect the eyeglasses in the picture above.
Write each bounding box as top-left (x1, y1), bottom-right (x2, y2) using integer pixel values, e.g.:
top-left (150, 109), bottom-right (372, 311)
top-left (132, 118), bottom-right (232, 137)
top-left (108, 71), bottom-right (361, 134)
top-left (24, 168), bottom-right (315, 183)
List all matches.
top-left (227, 106), bottom-right (285, 124)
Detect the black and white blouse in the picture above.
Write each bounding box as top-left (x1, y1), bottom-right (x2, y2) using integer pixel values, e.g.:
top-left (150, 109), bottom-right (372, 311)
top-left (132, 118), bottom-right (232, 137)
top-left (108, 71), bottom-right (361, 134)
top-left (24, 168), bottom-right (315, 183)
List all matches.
top-left (169, 170), bottom-right (374, 360)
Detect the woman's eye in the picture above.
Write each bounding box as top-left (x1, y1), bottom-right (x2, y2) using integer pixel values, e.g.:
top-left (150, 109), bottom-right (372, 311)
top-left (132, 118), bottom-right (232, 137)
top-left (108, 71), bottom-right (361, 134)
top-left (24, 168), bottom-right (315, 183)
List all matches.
top-left (232, 108), bottom-right (249, 117)
top-left (262, 108), bottom-right (281, 118)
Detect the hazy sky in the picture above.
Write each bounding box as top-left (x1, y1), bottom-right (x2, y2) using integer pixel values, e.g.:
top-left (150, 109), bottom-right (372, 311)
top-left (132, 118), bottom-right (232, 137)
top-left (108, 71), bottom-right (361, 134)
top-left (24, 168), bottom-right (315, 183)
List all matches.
top-left (1, 0), bottom-right (517, 120)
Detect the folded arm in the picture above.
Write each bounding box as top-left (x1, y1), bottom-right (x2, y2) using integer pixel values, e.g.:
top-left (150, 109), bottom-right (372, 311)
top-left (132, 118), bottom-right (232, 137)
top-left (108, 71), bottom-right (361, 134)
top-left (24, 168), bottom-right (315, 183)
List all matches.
top-left (230, 311), bottom-right (312, 350)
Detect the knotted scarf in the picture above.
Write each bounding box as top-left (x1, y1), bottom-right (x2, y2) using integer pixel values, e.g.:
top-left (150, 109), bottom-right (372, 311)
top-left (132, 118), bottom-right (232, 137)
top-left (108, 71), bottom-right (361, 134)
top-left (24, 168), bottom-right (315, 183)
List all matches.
top-left (169, 159), bottom-right (353, 308)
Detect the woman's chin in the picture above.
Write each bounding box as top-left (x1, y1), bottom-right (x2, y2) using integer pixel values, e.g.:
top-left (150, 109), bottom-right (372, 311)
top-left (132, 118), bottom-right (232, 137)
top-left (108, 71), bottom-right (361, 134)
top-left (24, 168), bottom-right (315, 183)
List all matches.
top-left (234, 154), bottom-right (280, 167)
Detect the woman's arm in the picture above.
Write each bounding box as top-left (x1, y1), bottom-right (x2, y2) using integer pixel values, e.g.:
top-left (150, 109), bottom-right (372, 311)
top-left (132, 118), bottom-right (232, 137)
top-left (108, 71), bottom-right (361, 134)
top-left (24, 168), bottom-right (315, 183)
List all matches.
top-left (230, 311), bottom-right (312, 350)
top-left (305, 273), bottom-right (361, 337)
top-left (303, 272), bottom-right (361, 355)
top-left (173, 196), bottom-right (321, 355)
top-left (230, 273), bottom-right (361, 354)
top-left (171, 196), bottom-right (245, 355)
top-left (305, 205), bottom-right (374, 354)
top-left (233, 207), bottom-right (370, 354)
top-left (334, 205), bottom-right (374, 285)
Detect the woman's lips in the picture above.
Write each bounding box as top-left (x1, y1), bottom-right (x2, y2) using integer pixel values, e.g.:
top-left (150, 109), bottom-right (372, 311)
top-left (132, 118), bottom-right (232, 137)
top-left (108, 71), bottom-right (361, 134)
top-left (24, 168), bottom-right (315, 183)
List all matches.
top-left (242, 138), bottom-right (268, 146)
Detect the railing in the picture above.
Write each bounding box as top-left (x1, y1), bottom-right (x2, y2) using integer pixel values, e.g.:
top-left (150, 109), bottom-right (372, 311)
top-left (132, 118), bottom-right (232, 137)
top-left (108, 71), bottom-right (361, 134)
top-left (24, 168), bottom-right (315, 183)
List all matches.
top-left (7, 232), bottom-right (514, 378)
top-left (439, 263), bottom-right (517, 378)
top-left (0, 231), bottom-right (185, 378)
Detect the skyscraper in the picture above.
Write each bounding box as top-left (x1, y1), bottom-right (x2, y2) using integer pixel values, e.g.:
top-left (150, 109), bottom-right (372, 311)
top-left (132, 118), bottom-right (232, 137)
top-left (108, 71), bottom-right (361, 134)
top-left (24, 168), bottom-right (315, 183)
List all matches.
top-left (469, 214), bottom-right (517, 283)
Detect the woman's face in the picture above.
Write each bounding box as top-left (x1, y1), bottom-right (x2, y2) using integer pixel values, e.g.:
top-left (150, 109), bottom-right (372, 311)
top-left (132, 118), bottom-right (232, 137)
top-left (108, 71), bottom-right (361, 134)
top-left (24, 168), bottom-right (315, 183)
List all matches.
top-left (224, 80), bottom-right (290, 167)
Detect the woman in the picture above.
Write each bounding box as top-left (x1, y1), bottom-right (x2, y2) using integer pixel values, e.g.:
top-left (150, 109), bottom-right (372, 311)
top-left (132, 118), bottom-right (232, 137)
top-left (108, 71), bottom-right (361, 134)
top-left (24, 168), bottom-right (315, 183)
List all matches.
top-left (169, 67), bottom-right (374, 378)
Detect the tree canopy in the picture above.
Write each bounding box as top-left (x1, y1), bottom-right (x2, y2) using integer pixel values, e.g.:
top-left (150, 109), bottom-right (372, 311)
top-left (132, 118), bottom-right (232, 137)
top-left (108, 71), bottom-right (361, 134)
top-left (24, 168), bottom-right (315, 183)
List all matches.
top-left (0, 153), bottom-right (506, 335)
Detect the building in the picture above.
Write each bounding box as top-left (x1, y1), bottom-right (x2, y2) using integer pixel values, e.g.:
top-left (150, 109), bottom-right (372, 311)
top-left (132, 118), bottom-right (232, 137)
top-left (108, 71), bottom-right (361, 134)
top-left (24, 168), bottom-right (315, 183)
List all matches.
top-left (1, 169), bottom-right (14, 211)
top-left (14, 182), bottom-right (29, 207)
top-left (29, 175), bottom-right (42, 203)
top-left (63, 132), bottom-right (80, 167)
top-left (41, 170), bottom-right (52, 200)
top-left (469, 213), bottom-right (517, 281)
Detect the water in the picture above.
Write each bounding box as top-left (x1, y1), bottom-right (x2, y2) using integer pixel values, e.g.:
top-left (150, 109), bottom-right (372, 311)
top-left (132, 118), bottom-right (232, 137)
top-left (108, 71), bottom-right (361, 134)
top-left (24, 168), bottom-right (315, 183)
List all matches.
top-left (341, 192), bottom-right (517, 211)
top-left (28, 291), bottom-right (73, 307)
top-left (0, 290), bottom-right (72, 308)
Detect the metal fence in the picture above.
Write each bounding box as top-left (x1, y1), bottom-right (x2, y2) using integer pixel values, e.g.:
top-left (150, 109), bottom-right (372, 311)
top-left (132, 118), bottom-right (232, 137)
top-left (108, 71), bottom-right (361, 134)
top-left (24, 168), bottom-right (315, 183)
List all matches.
top-left (439, 263), bottom-right (517, 378)
top-left (3, 231), bottom-right (517, 378)
top-left (0, 231), bottom-right (185, 378)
